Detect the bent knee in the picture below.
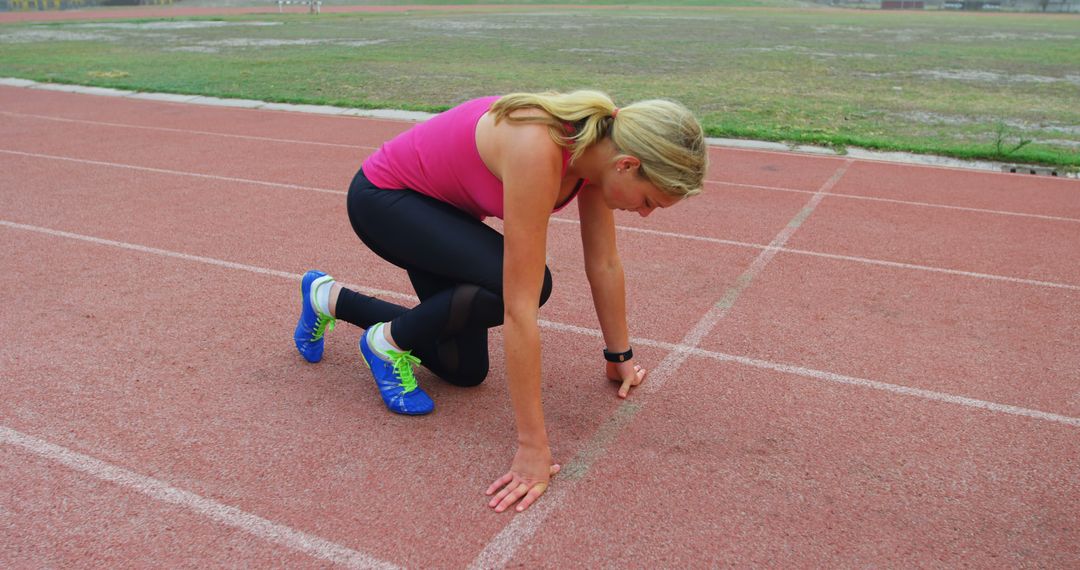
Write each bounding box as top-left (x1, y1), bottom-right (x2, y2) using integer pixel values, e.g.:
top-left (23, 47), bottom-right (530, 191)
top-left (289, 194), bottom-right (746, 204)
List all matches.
top-left (446, 366), bottom-right (488, 388)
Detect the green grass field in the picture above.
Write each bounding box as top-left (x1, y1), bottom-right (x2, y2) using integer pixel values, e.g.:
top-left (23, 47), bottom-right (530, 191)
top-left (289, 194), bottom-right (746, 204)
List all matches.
top-left (2, 6), bottom-right (1078, 167)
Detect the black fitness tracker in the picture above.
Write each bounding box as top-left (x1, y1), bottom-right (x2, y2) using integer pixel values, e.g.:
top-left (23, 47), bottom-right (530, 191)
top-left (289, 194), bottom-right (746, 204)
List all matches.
top-left (603, 347), bottom-right (633, 363)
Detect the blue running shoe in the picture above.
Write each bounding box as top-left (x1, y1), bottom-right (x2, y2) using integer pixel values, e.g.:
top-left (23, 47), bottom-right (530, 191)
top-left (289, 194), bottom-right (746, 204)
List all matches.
top-left (359, 327), bottom-right (434, 415)
top-left (294, 270), bottom-right (336, 363)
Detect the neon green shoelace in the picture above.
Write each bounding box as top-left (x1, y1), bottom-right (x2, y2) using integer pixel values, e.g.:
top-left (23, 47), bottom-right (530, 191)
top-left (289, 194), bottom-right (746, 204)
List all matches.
top-left (312, 314), bottom-right (336, 340)
top-left (385, 349), bottom-right (421, 393)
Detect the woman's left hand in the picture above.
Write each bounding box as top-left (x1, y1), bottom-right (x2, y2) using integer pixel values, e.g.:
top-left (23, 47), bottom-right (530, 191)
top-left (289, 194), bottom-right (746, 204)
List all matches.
top-left (606, 359), bottom-right (648, 399)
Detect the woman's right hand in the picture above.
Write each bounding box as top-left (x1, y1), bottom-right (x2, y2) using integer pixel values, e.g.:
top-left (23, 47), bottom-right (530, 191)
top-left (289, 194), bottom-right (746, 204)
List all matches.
top-left (485, 444), bottom-right (561, 513)
top-left (607, 359), bottom-right (648, 399)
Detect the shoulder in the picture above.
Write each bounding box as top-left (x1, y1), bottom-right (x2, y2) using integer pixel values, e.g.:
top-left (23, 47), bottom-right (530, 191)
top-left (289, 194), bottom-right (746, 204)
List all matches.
top-left (480, 111), bottom-right (564, 178)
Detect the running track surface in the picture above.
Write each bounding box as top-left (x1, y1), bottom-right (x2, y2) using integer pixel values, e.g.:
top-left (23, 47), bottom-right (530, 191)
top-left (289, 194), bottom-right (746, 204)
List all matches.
top-left (1, 84), bottom-right (1078, 568)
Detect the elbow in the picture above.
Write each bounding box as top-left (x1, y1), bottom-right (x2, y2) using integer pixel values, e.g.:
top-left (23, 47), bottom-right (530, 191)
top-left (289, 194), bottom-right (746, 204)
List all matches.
top-left (503, 307), bottom-right (541, 351)
top-left (585, 257), bottom-right (623, 284)
top-left (503, 304), bottom-right (539, 330)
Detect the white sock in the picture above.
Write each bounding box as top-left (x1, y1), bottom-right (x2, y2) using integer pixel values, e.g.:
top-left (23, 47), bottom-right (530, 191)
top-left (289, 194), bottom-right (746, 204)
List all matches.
top-left (368, 323), bottom-right (398, 358)
top-left (312, 277), bottom-right (334, 317)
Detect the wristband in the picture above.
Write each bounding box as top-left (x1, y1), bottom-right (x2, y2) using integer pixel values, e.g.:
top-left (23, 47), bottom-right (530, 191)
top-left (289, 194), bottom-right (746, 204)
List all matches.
top-left (603, 347), bottom-right (633, 363)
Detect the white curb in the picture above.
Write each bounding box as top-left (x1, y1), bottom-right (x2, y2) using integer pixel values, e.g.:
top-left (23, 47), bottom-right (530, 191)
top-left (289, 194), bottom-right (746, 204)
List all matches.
top-left (2, 77), bottom-right (1072, 178)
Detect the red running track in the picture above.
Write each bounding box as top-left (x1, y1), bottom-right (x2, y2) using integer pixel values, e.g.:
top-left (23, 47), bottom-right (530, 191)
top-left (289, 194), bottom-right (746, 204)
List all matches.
top-left (1, 85), bottom-right (1079, 567)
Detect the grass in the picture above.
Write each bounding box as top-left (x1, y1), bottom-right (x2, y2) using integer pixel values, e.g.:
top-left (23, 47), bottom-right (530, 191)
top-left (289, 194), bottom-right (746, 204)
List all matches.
top-left (1, 6), bottom-right (1078, 167)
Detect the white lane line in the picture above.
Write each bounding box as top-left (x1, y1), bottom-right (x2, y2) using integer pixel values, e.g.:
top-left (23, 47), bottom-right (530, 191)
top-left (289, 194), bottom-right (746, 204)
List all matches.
top-left (466, 161), bottom-right (852, 570)
top-left (683, 347), bottom-right (1080, 428)
top-left (0, 220), bottom-right (411, 303)
top-left (538, 319), bottom-right (1080, 427)
top-left (0, 110), bottom-right (380, 151)
top-left (0, 149), bottom-right (345, 196)
top-left (833, 193), bottom-right (1080, 224)
top-left (661, 162), bottom-right (849, 371)
top-left (0, 425), bottom-right (402, 570)
top-left (777, 246), bottom-right (1080, 291)
top-left (706, 179), bottom-right (1080, 224)
top-left (548, 219), bottom-right (1080, 292)
top-left (7, 217), bottom-right (1075, 430)
top-left (4, 147), bottom-right (1076, 292)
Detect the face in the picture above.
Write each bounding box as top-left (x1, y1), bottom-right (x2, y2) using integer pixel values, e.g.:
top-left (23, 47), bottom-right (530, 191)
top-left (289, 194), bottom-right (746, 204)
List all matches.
top-left (604, 158), bottom-right (680, 217)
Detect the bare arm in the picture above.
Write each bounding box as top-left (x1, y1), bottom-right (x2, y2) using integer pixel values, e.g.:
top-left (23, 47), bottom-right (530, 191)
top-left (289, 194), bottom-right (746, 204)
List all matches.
top-left (502, 139), bottom-right (559, 452)
top-left (578, 184), bottom-right (630, 351)
top-left (484, 124), bottom-right (564, 513)
top-left (578, 185), bottom-right (647, 398)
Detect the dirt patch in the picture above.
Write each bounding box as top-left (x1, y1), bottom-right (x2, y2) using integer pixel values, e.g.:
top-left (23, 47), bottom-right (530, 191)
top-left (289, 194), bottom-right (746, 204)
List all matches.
top-left (734, 45), bottom-right (886, 58)
top-left (559, 47), bottom-right (630, 55)
top-left (1039, 139), bottom-right (1080, 148)
top-left (893, 111), bottom-right (1080, 137)
top-left (894, 111), bottom-right (976, 127)
top-left (814, 25), bottom-right (865, 33)
top-left (735, 45), bottom-right (801, 52)
top-left (951, 32), bottom-right (1078, 42)
top-left (86, 70), bottom-right (130, 78)
top-left (166, 46), bottom-right (222, 54)
top-left (912, 69), bottom-right (1080, 86)
top-left (808, 51), bottom-right (885, 59)
top-left (338, 40), bottom-right (387, 48)
top-left (1046, 125), bottom-right (1080, 136)
top-left (1, 20), bottom-right (285, 45)
top-left (409, 19), bottom-right (586, 33)
top-left (620, 14), bottom-right (730, 21)
top-left (201, 38), bottom-right (326, 47)
top-left (858, 69), bottom-right (1080, 87)
top-left (0, 29), bottom-right (115, 43)
top-left (813, 26), bottom-right (933, 42)
top-left (69, 21), bottom-right (281, 30)
top-left (166, 37), bottom-right (388, 52)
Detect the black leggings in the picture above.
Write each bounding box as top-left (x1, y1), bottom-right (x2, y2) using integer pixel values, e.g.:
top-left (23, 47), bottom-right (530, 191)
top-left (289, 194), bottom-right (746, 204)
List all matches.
top-left (336, 169), bottom-right (553, 387)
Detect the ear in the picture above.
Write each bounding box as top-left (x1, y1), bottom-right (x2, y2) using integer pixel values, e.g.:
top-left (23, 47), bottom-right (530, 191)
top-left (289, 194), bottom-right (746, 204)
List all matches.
top-left (616, 155), bottom-right (641, 172)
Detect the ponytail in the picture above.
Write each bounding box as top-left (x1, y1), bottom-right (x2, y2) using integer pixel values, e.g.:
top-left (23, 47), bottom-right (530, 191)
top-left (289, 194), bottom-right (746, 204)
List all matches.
top-left (490, 90), bottom-right (616, 164)
top-left (491, 90), bottom-right (706, 198)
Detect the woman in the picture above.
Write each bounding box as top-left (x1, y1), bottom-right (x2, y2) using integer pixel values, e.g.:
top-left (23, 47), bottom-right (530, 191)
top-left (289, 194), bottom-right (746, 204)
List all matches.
top-left (293, 90), bottom-right (707, 513)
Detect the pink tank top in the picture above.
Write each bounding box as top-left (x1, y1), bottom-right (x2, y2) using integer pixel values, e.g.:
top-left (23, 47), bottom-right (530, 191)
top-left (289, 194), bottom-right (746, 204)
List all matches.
top-left (362, 96), bottom-right (581, 220)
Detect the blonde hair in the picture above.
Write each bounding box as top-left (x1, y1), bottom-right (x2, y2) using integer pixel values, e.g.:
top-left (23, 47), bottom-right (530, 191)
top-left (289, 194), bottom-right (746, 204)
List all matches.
top-left (490, 90), bottom-right (707, 198)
